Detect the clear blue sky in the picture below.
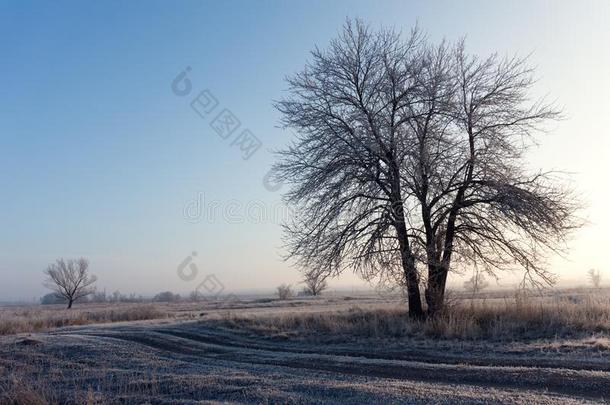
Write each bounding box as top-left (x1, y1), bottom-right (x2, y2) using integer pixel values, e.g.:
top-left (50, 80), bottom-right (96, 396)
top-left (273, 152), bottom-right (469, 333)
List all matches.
top-left (1, 1), bottom-right (608, 301)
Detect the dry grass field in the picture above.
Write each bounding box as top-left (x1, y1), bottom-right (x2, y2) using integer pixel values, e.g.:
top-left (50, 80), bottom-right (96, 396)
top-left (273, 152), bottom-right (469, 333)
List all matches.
top-left (1, 288), bottom-right (609, 404)
top-left (0, 304), bottom-right (167, 336)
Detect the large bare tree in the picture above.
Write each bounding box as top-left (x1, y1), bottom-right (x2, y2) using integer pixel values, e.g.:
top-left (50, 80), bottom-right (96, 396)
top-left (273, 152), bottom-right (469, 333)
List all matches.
top-left (43, 258), bottom-right (97, 309)
top-left (274, 20), bottom-right (579, 318)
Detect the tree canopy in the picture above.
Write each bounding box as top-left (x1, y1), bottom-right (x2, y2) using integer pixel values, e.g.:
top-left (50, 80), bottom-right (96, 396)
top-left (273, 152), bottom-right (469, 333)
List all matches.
top-left (273, 20), bottom-right (580, 318)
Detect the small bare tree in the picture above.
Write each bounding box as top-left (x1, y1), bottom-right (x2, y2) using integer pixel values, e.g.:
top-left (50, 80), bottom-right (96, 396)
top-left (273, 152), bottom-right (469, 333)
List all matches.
top-left (43, 258), bottom-right (96, 309)
top-left (302, 269), bottom-right (329, 296)
top-left (277, 284), bottom-right (294, 300)
top-left (189, 290), bottom-right (202, 302)
top-left (463, 272), bottom-right (489, 297)
top-left (588, 269), bottom-right (602, 288)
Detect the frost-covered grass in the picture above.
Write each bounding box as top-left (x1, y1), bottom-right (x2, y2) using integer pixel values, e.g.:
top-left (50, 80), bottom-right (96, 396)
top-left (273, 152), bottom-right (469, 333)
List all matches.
top-left (1, 290), bottom-right (609, 405)
top-left (0, 304), bottom-right (167, 335)
top-left (3, 288), bottom-right (610, 341)
top-left (221, 291), bottom-right (610, 341)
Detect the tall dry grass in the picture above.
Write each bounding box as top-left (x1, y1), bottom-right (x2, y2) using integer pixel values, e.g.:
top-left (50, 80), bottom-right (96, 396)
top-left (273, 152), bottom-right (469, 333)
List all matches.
top-left (0, 370), bottom-right (160, 405)
top-left (0, 304), bottom-right (167, 335)
top-left (221, 293), bottom-right (610, 341)
top-left (0, 377), bottom-right (54, 405)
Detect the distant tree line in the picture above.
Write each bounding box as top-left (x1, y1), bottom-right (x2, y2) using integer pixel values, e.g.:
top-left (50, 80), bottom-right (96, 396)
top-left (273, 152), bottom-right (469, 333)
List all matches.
top-left (41, 290), bottom-right (191, 305)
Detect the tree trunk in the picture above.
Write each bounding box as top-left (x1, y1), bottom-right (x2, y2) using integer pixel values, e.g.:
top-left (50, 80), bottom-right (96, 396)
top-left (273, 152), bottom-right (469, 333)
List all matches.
top-left (67, 299), bottom-right (73, 309)
top-left (425, 265), bottom-right (448, 316)
top-left (403, 254), bottom-right (425, 319)
top-left (426, 202), bottom-right (459, 317)
top-left (425, 127), bottom-right (475, 317)
top-left (423, 221), bottom-right (445, 317)
top-left (426, 184), bottom-right (462, 317)
top-left (395, 218), bottom-right (424, 319)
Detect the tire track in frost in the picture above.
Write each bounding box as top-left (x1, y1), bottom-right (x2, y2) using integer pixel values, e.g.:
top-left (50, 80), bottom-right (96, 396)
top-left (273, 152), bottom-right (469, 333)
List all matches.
top-left (64, 323), bottom-right (610, 401)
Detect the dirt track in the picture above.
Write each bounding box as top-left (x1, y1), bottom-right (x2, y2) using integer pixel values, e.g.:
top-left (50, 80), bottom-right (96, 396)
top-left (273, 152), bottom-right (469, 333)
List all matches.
top-left (1, 319), bottom-right (609, 404)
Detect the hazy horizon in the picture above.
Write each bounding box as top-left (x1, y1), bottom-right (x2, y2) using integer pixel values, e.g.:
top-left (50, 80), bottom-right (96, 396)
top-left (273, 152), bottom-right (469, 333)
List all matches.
top-left (1, 0), bottom-right (609, 302)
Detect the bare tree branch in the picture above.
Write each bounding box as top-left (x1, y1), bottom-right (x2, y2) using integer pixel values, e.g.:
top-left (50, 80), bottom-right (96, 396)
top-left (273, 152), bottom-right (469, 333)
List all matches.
top-left (273, 19), bottom-right (581, 318)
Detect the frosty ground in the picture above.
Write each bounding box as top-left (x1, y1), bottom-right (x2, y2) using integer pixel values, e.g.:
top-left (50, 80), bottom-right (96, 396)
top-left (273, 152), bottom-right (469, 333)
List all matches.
top-left (1, 292), bottom-right (609, 404)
